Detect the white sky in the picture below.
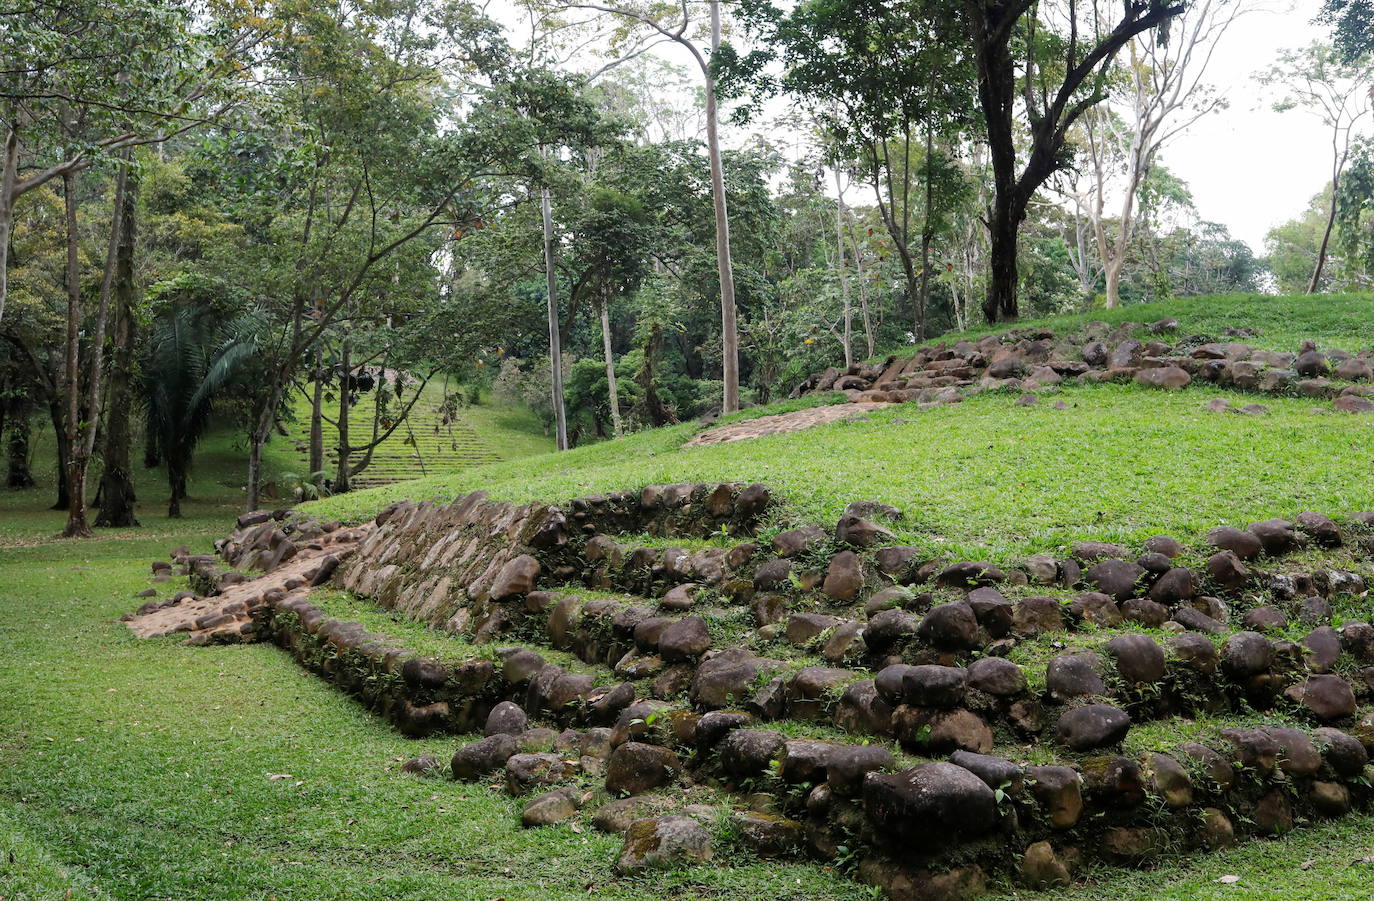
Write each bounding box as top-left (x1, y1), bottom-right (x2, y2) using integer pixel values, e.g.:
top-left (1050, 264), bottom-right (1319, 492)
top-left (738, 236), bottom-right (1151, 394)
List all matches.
top-left (1165, 0), bottom-right (1337, 251)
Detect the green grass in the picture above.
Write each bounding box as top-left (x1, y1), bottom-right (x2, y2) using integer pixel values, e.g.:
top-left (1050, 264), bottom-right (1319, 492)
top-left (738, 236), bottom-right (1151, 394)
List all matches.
top-left (922, 292), bottom-right (1374, 356)
top-left (6, 293), bottom-right (1374, 900)
top-left (302, 382), bottom-right (1374, 564)
top-left (266, 381), bottom-right (555, 489)
top-left (0, 503), bottom-right (871, 901)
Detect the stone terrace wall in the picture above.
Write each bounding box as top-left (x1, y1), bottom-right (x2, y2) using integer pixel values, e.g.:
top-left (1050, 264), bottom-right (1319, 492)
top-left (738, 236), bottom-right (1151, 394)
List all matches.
top-left (131, 483), bottom-right (1374, 900)
top-left (793, 320), bottom-right (1374, 413)
top-left (329, 482), bottom-right (772, 638)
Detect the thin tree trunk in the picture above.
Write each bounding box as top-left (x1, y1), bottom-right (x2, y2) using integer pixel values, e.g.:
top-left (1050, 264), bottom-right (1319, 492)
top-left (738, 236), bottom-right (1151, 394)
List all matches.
top-left (335, 339), bottom-right (352, 493)
top-left (48, 394), bottom-right (69, 509)
top-left (245, 384), bottom-right (279, 512)
top-left (1310, 169), bottom-right (1343, 294)
top-left (167, 455), bottom-right (185, 518)
top-left (63, 153), bottom-right (127, 537)
top-left (95, 167), bottom-right (139, 527)
top-left (60, 167), bottom-right (92, 536)
top-left (841, 203), bottom-right (876, 358)
top-left (707, 0), bottom-right (740, 413)
top-left (1104, 257), bottom-right (1126, 309)
top-left (599, 295), bottom-right (622, 437)
top-left (309, 342), bottom-right (324, 487)
top-left (541, 183), bottom-right (568, 449)
top-left (833, 168), bottom-right (852, 368)
top-left (0, 125), bottom-right (16, 327)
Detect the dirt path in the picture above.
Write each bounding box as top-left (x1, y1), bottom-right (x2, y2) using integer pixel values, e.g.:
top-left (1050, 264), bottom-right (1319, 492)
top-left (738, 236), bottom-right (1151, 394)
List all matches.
top-left (686, 402), bottom-right (890, 447)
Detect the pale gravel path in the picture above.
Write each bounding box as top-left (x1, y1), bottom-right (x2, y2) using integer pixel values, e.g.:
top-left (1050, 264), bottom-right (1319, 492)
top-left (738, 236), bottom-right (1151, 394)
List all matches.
top-left (685, 402), bottom-right (891, 447)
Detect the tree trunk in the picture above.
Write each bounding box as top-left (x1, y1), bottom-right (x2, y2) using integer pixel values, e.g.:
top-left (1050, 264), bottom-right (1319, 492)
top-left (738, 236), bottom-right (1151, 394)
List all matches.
top-left (638, 323), bottom-right (673, 426)
top-left (985, 205), bottom-right (1020, 323)
top-left (0, 126), bottom-right (16, 327)
top-left (599, 295), bottom-right (622, 437)
top-left (1104, 257), bottom-right (1126, 310)
top-left (309, 342), bottom-right (324, 488)
top-left (60, 167), bottom-right (93, 537)
top-left (335, 340), bottom-right (352, 493)
top-left (977, 24), bottom-right (1022, 325)
top-left (245, 385), bottom-right (279, 512)
top-left (915, 109), bottom-right (935, 341)
top-left (707, 0), bottom-right (740, 413)
top-left (61, 150), bottom-right (126, 537)
top-left (541, 182), bottom-right (569, 449)
top-left (5, 403), bottom-right (35, 489)
top-left (47, 395), bottom-right (69, 509)
top-left (95, 168), bottom-right (139, 528)
top-left (1310, 173), bottom-right (1342, 294)
top-left (842, 205), bottom-right (876, 358)
top-left (833, 168), bottom-right (853, 368)
top-left (167, 457), bottom-right (185, 518)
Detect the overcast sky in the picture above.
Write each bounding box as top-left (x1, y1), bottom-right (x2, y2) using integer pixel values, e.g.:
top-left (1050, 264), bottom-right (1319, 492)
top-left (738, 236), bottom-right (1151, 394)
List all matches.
top-left (1165, 0), bottom-right (1339, 251)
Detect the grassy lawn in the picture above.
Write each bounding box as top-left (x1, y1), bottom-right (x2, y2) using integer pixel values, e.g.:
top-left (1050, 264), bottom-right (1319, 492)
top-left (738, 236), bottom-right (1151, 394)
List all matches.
top-left (920, 292), bottom-right (1374, 356)
top-left (303, 382), bottom-right (1374, 563)
top-left (5, 293), bottom-right (1374, 899)
top-left (8, 487), bottom-right (1374, 900)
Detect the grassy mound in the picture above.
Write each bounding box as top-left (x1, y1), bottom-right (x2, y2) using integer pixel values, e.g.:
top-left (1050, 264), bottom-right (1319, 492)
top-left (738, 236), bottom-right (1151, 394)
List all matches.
top-left (4, 293), bottom-right (1374, 901)
top-left (302, 294), bottom-right (1374, 561)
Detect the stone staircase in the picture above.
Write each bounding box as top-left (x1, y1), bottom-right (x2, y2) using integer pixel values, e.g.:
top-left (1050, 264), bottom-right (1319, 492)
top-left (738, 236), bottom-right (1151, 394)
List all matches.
top-left (289, 393), bottom-right (501, 489)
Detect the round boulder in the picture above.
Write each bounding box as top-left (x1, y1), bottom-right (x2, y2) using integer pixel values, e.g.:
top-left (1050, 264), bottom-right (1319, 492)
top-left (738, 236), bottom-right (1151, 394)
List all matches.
top-left (916, 602), bottom-right (982, 650)
top-left (1105, 634), bottom-right (1165, 685)
top-left (862, 762), bottom-right (997, 844)
top-left (1056, 704), bottom-right (1131, 751)
top-left (605, 741), bottom-right (681, 796)
top-left (901, 665), bottom-right (968, 708)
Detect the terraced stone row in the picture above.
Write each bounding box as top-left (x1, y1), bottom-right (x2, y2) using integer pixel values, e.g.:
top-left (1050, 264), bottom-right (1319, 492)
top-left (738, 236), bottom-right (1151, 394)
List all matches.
top-left (249, 582), bottom-right (1374, 899)
top-left (795, 321), bottom-right (1374, 414)
top-left (125, 486), bottom-right (1374, 899)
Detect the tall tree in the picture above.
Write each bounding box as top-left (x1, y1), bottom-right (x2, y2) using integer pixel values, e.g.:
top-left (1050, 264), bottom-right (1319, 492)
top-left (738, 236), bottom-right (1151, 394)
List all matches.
top-left (144, 304), bottom-right (259, 517)
top-left (965, 0), bottom-right (1186, 321)
top-left (553, 0), bottom-right (743, 413)
top-left (1073, 0), bottom-right (1244, 307)
top-left (1259, 42), bottom-right (1372, 294)
top-left (94, 163), bottom-right (140, 527)
top-left (562, 186), bottom-right (656, 436)
top-left (719, 0), bottom-right (976, 341)
top-left (0, 0), bottom-right (263, 327)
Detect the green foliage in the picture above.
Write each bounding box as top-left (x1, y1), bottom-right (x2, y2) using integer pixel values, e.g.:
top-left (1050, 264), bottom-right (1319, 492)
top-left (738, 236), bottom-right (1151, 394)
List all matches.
top-left (1336, 137), bottom-right (1374, 283)
top-left (1318, 0), bottom-right (1374, 61)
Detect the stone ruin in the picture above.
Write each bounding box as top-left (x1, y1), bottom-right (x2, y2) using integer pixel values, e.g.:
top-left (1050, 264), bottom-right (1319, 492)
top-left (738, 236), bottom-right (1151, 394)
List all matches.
top-left (126, 483), bottom-right (1374, 899)
top-left (792, 319), bottom-right (1374, 414)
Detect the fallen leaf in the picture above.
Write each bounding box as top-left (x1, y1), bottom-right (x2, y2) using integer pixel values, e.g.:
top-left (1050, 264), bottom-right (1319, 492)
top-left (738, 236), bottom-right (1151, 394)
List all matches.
top-left (1301, 860), bottom-right (1315, 870)
top-left (1217, 875), bottom-right (1240, 884)
top-left (570, 822), bottom-right (582, 834)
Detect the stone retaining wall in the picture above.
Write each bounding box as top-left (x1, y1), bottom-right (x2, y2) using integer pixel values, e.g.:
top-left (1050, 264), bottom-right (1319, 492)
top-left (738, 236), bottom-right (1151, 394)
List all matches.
top-left (248, 563), bottom-right (1374, 899)
top-left (794, 321), bottom-right (1374, 414)
top-left (128, 482), bottom-right (1374, 900)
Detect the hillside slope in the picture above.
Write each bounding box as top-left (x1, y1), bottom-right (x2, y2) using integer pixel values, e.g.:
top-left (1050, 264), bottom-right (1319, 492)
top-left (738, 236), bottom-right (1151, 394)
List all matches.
top-left (272, 381), bottom-right (553, 490)
top-left (301, 294), bottom-right (1374, 562)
